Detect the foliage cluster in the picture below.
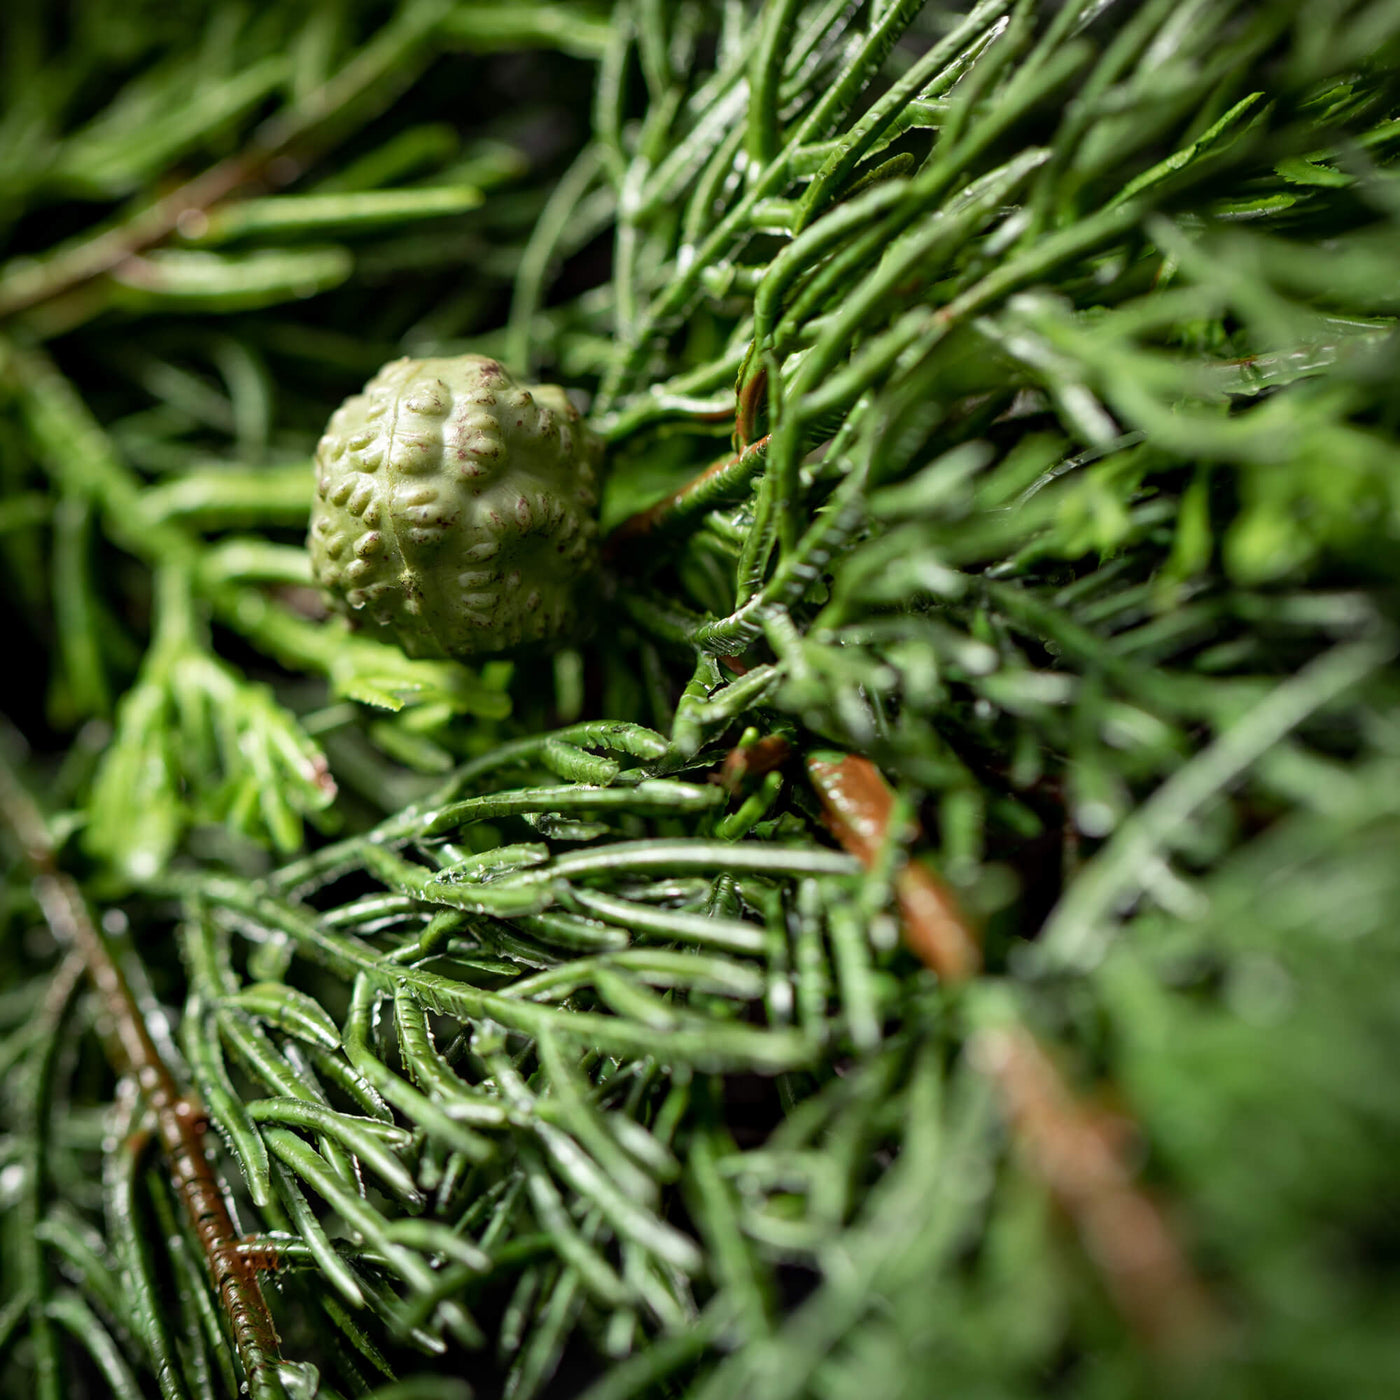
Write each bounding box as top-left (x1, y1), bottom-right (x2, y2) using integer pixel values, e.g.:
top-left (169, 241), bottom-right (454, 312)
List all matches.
top-left (2, 2), bottom-right (1400, 1398)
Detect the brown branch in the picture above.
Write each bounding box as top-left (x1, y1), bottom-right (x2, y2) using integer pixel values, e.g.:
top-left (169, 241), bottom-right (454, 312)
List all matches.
top-left (802, 752), bottom-right (1213, 1348)
top-left (735, 364), bottom-right (769, 450)
top-left (0, 0), bottom-right (445, 325)
top-left (233, 1238), bottom-right (290, 1274)
top-left (605, 433), bottom-right (772, 554)
top-left (806, 752), bottom-right (981, 980)
top-left (0, 154), bottom-right (279, 325)
top-left (971, 1024), bottom-right (1218, 1356)
top-left (718, 733), bottom-right (792, 794)
top-left (605, 354), bottom-right (768, 556)
top-left (0, 747), bottom-right (287, 1399)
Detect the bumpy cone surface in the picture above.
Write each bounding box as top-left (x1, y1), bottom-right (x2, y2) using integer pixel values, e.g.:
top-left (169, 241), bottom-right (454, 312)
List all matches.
top-left (309, 355), bottom-right (601, 659)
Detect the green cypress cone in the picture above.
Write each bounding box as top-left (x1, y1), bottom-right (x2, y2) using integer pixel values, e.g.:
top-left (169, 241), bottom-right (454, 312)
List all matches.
top-left (309, 354), bottom-right (601, 659)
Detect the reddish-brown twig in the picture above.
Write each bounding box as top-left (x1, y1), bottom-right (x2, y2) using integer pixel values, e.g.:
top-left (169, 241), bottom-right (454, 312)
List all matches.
top-left (972, 1024), bottom-right (1217, 1355)
top-left (806, 752), bottom-right (981, 981)
top-left (735, 364), bottom-right (769, 450)
top-left (0, 155), bottom-right (272, 323)
top-left (801, 752), bottom-right (1213, 1349)
top-left (605, 434), bottom-right (772, 553)
top-left (605, 356), bottom-right (771, 554)
top-left (0, 3), bottom-right (443, 326)
top-left (0, 750), bottom-right (286, 1398)
top-left (718, 733), bottom-right (792, 794)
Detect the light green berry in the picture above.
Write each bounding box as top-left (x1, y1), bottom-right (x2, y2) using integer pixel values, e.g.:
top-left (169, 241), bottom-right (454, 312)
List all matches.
top-left (308, 354), bottom-right (602, 659)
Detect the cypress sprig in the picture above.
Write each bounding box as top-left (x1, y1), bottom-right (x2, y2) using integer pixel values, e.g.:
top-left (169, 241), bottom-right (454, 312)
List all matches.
top-left (3, 3), bottom-right (1400, 1398)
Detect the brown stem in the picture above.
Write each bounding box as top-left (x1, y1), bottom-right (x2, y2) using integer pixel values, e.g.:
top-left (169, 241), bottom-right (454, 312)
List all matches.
top-left (0, 749), bottom-right (286, 1399)
top-left (605, 433), bottom-right (772, 553)
top-left (0, 0), bottom-right (444, 325)
top-left (971, 1024), bottom-right (1218, 1355)
top-left (806, 752), bottom-right (981, 980)
top-left (735, 365), bottom-right (769, 450)
top-left (803, 752), bottom-right (1212, 1346)
top-left (605, 352), bottom-right (768, 555)
top-left (718, 733), bottom-right (792, 794)
top-left (0, 154), bottom-right (276, 324)
top-left (233, 1238), bottom-right (290, 1274)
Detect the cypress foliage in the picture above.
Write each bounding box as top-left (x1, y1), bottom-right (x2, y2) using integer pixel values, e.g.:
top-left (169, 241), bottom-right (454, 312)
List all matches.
top-left (2, 3), bottom-right (1399, 1397)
